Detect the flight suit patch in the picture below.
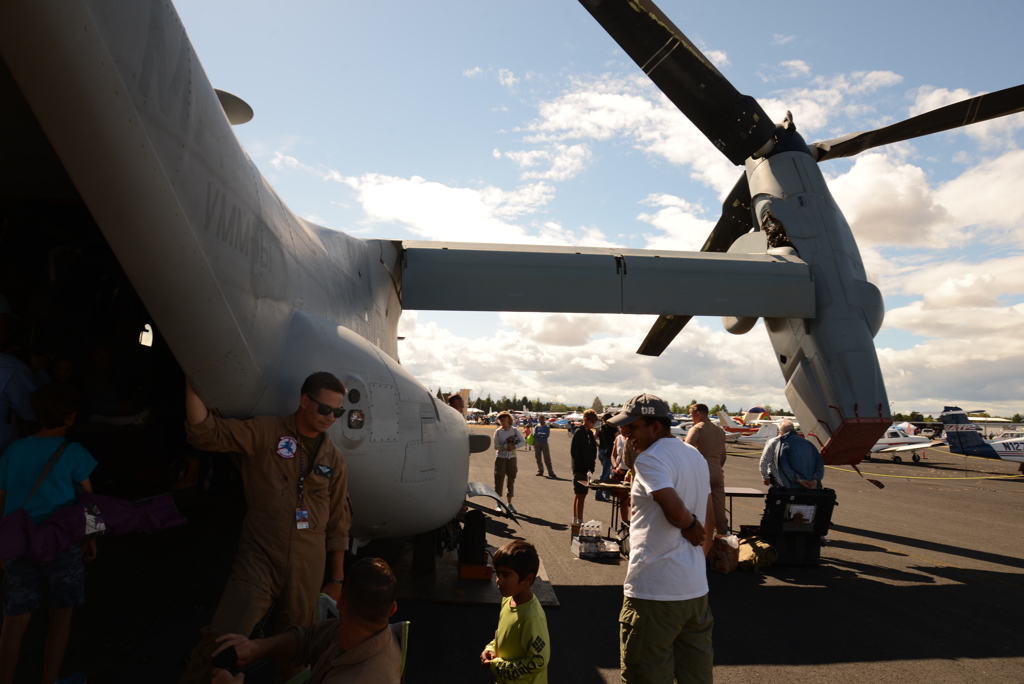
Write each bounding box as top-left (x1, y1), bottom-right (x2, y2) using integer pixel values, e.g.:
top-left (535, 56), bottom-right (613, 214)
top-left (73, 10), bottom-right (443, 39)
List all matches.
top-left (314, 464), bottom-right (334, 478)
top-left (277, 436), bottom-right (298, 458)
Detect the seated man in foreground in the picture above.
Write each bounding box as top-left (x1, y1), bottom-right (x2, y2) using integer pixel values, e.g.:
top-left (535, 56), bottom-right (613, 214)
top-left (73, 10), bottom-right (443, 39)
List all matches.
top-left (211, 557), bottom-right (402, 684)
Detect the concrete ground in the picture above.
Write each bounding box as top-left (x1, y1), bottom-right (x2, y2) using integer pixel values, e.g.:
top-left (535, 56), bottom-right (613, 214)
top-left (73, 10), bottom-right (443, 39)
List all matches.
top-left (392, 426), bottom-right (1024, 684)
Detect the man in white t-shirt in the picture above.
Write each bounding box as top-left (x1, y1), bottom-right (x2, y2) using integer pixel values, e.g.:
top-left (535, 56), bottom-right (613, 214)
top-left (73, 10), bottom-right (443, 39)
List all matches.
top-left (608, 393), bottom-right (713, 683)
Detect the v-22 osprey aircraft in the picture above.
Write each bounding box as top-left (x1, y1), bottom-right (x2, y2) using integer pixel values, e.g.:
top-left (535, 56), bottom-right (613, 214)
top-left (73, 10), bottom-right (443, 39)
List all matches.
top-left (2, 0), bottom-right (1023, 549)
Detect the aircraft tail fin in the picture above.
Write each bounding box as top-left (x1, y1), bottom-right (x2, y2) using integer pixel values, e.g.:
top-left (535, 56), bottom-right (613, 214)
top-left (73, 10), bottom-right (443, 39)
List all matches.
top-left (717, 410), bottom-right (743, 429)
top-left (939, 406), bottom-right (987, 454)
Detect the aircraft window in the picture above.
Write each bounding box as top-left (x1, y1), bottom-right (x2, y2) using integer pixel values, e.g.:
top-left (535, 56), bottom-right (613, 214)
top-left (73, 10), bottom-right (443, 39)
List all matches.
top-left (347, 410), bottom-right (365, 429)
top-left (348, 388), bottom-right (361, 403)
top-left (139, 323), bottom-right (154, 347)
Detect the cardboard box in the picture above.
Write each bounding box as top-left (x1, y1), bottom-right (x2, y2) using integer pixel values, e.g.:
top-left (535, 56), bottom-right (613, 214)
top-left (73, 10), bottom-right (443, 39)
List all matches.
top-left (571, 537), bottom-right (620, 560)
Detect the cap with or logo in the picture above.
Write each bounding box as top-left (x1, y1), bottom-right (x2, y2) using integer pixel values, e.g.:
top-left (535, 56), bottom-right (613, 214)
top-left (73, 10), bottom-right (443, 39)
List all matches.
top-left (608, 393), bottom-right (672, 426)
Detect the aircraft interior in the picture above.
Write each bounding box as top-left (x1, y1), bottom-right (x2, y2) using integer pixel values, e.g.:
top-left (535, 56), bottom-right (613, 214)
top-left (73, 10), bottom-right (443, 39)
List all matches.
top-left (2, 54), bottom-right (195, 498)
top-left (2, 58), bottom-right (257, 681)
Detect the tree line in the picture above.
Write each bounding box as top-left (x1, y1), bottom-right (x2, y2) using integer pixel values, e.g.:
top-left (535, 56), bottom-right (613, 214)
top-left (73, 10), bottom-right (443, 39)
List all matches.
top-left (436, 391), bottom-right (799, 417)
top-left (438, 390), bottom-right (1023, 423)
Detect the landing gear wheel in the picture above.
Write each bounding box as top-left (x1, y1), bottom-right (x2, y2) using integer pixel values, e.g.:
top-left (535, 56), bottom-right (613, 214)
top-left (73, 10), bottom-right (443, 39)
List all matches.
top-left (912, 453), bottom-right (921, 463)
top-left (892, 455), bottom-right (903, 464)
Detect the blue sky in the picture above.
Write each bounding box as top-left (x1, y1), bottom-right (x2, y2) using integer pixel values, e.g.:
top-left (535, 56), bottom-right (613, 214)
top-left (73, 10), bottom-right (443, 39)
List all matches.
top-left (174, 0), bottom-right (1024, 416)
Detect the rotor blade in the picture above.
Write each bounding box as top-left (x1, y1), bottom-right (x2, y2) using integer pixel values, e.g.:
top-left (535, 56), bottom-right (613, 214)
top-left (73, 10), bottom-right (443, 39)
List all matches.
top-left (811, 83), bottom-right (1024, 161)
top-left (579, 0), bottom-right (775, 165)
top-left (637, 314), bottom-right (692, 357)
top-left (636, 172), bottom-right (754, 355)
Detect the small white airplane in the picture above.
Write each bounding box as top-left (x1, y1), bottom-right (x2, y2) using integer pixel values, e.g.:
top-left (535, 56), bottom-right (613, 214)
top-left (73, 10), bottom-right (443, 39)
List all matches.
top-left (735, 421), bottom-right (780, 447)
top-left (669, 419), bottom-right (693, 437)
top-left (865, 427), bottom-right (936, 463)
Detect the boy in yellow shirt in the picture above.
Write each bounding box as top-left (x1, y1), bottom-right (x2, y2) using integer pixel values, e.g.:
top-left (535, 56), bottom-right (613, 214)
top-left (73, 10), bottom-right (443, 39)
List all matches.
top-left (480, 540), bottom-right (550, 683)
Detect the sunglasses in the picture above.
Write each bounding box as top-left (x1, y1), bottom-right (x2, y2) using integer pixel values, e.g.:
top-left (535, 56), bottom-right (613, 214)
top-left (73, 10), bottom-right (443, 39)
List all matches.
top-left (306, 394), bottom-right (344, 418)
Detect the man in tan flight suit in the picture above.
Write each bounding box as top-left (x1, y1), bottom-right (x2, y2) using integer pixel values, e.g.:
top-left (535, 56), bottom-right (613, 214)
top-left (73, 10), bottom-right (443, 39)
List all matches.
top-left (178, 372), bottom-right (352, 684)
top-left (685, 403), bottom-right (727, 550)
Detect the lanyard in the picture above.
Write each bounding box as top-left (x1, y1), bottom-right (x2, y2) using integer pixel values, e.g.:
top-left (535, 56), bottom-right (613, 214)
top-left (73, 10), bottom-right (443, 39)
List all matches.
top-left (297, 433), bottom-right (323, 504)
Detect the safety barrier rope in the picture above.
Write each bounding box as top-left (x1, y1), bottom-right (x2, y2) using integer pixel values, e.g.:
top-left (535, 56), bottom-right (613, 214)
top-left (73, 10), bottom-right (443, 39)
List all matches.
top-left (824, 465), bottom-right (1024, 481)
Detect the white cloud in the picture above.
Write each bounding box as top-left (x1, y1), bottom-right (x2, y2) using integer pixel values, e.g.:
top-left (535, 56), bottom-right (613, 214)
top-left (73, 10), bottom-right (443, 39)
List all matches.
top-left (846, 70), bottom-right (903, 95)
top-left (780, 60), bottom-right (811, 78)
top-left (892, 255), bottom-right (1024, 306)
top-left (502, 143), bottom-right (593, 181)
top-left (704, 50), bottom-right (730, 70)
top-left (571, 355), bottom-right (612, 371)
top-left (934, 149), bottom-right (1024, 235)
top-left (520, 75), bottom-right (739, 194)
top-left (909, 85), bottom-right (973, 117)
top-left (463, 66), bottom-right (483, 77)
top-left (828, 152), bottom-right (954, 245)
top-left (758, 60), bottom-right (812, 83)
top-left (636, 194), bottom-right (715, 251)
top-left (498, 68), bottom-right (519, 89)
top-left (772, 34), bottom-right (796, 46)
top-left (342, 173), bottom-right (551, 241)
top-left (397, 311), bottom-right (790, 409)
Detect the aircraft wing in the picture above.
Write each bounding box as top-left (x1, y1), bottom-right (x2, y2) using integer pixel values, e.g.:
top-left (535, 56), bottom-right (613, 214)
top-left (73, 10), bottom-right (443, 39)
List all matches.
top-left (399, 241), bottom-right (815, 318)
top-left (875, 441), bottom-right (944, 453)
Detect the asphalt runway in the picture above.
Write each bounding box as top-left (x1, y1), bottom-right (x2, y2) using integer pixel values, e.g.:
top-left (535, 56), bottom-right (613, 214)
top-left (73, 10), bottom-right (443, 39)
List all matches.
top-left (11, 425), bottom-right (1024, 683)
top-left (392, 426), bottom-right (1024, 684)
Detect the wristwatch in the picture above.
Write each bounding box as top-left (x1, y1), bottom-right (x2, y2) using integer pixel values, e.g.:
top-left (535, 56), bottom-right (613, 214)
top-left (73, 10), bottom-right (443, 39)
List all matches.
top-left (327, 578), bottom-right (344, 584)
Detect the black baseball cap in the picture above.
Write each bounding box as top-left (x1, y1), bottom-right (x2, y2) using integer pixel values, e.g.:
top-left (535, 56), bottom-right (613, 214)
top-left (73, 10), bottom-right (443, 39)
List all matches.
top-left (607, 393), bottom-right (672, 426)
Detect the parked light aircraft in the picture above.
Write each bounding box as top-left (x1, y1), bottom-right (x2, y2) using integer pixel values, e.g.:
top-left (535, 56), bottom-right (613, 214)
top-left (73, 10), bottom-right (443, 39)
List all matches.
top-left (717, 411), bottom-right (762, 436)
top-left (865, 428), bottom-right (935, 464)
top-left (735, 422), bottom-right (780, 447)
top-left (3, 0), bottom-right (1024, 553)
top-left (940, 407), bottom-right (1024, 464)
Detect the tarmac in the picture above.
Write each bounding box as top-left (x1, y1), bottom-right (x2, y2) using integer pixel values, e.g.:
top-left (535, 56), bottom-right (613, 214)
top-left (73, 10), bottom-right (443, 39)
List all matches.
top-left (9, 424), bottom-right (1024, 683)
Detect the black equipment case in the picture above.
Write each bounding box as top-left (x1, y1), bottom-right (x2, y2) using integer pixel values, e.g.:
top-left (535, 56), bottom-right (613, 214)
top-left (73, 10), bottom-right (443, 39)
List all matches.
top-left (759, 487), bottom-right (837, 566)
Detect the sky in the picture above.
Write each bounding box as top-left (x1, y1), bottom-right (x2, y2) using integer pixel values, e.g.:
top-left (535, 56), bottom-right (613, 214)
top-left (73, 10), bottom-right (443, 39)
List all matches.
top-left (172, 0), bottom-right (1024, 417)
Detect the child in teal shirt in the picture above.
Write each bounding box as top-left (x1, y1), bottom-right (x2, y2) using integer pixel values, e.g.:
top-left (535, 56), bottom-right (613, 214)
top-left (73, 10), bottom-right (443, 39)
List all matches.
top-left (480, 540), bottom-right (550, 683)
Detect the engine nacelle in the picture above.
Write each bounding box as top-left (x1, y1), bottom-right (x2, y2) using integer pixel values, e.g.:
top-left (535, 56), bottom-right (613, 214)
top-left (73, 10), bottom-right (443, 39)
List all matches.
top-left (745, 141), bottom-right (890, 464)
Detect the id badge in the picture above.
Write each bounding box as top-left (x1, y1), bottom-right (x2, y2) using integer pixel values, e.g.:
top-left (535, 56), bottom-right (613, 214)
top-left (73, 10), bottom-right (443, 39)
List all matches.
top-left (295, 506), bottom-right (310, 530)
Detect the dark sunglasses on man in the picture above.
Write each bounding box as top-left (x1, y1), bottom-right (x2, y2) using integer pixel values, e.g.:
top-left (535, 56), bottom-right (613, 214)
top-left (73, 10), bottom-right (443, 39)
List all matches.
top-left (306, 394), bottom-right (345, 418)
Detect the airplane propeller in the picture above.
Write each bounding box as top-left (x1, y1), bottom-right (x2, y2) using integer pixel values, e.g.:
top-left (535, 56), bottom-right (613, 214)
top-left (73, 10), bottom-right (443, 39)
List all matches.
top-left (585, 0), bottom-right (1024, 356)
top-left (810, 83), bottom-right (1024, 161)
top-left (578, 0), bottom-right (775, 166)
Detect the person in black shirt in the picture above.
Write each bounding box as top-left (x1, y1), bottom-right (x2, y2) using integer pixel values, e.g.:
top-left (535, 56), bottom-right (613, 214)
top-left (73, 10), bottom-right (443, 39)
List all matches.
top-left (570, 409), bottom-right (598, 525)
